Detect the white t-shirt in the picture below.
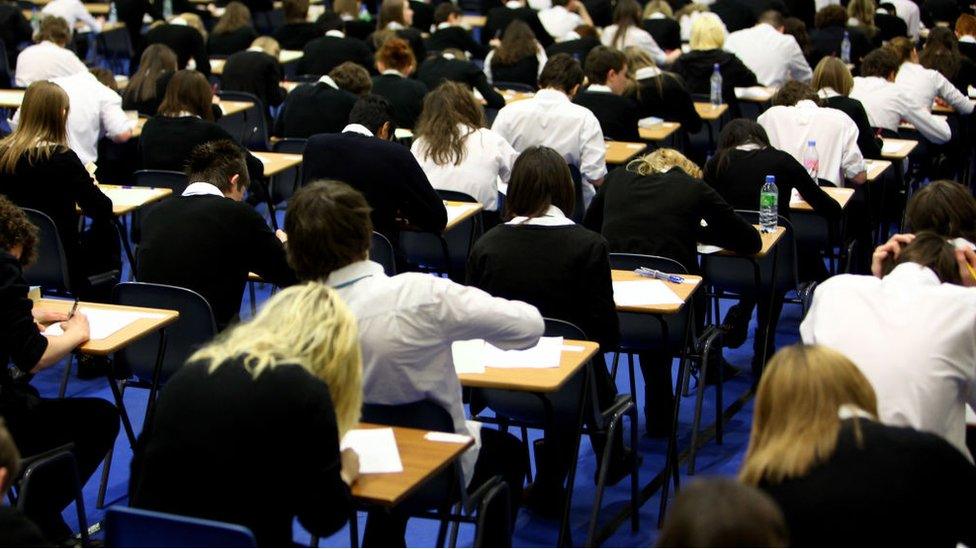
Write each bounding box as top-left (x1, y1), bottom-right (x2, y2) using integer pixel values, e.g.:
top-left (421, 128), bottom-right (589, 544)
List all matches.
top-left (724, 23), bottom-right (812, 87)
top-left (538, 5), bottom-right (583, 40)
top-left (851, 76), bottom-right (951, 144)
top-left (14, 41), bottom-right (87, 87)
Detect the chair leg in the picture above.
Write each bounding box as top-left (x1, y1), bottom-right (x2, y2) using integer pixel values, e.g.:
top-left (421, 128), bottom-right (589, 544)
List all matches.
top-left (627, 354), bottom-right (637, 403)
top-left (95, 439), bottom-right (115, 509)
top-left (585, 414), bottom-right (622, 547)
top-left (687, 352), bottom-right (709, 476)
top-left (434, 503), bottom-right (452, 547)
top-left (520, 425), bottom-right (533, 484)
top-left (309, 534), bottom-right (319, 547)
top-left (249, 282), bottom-right (257, 316)
top-left (447, 502), bottom-right (462, 548)
top-left (58, 356), bottom-right (73, 399)
top-left (629, 406), bottom-right (639, 534)
top-left (610, 351), bottom-right (620, 380)
top-left (348, 509), bottom-right (359, 547)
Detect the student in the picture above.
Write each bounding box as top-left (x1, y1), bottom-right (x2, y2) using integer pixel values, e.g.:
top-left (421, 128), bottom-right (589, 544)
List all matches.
top-left (0, 1), bottom-right (30, 71)
top-left (284, 180), bottom-right (538, 546)
top-left (545, 24), bottom-right (601, 60)
top-left (782, 16), bottom-right (813, 67)
top-left (872, 0), bottom-right (910, 41)
top-left (671, 14), bottom-right (758, 107)
top-left (904, 179), bottom-right (976, 242)
top-left (130, 282), bottom-right (361, 546)
top-left (331, 0), bottom-right (375, 41)
top-left (492, 54), bottom-right (605, 205)
top-left (851, 47), bottom-right (952, 144)
top-left (370, 37), bottom-right (427, 129)
top-left (0, 82), bottom-right (122, 299)
top-left (411, 82), bottom-right (516, 214)
top-left (808, 5), bottom-right (871, 69)
top-left (921, 27), bottom-right (976, 96)
top-left (483, 0), bottom-right (553, 48)
top-left (274, 62), bottom-right (364, 138)
top-left (0, 420), bottom-right (46, 546)
top-left (370, 0), bottom-right (426, 63)
top-left (601, 0), bottom-right (671, 66)
top-left (657, 478), bottom-right (789, 547)
top-left (890, 36), bottom-right (975, 115)
top-left (484, 19), bottom-right (548, 89)
top-left (220, 36), bottom-right (288, 118)
top-left (122, 44), bottom-right (178, 116)
top-left (886, 0), bottom-right (920, 40)
top-left (272, 0), bottom-right (324, 50)
top-left (144, 14), bottom-right (211, 75)
top-left (642, 0), bottom-right (682, 52)
top-left (758, 81), bottom-right (866, 187)
top-left (724, 10), bottom-right (812, 88)
top-left (297, 15), bottom-right (373, 75)
top-left (538, 0), bottom-right (593, 42)
top-left (41, 0), bottom-right (101, 32)
top-left (740, 344), bottom-right (976, 547)
top-left (301, 94), bottom-right (447, 243)
top-left (138, 140), bottom-right (295, 329)
top-left (329, 59), bottom-right (373, 95)
top-left (416, 49), bottom-right (506, 109)
top-left (0, 194), bottom-right (119, 543)
top-left (583, 148), bottom-right (761, 433)
top-left (14, 16), bottom-right (86, 87)
top-left (847, 0), bottom-right (883, 45)
top-left (427, 2), bottom-right (489, 59)
top-left (812, 57), bottom-right (883, 159)
top-left (955, 13), bottom-right (976, 65)
top-left (207, 2), bottom-right (258, 56)
top-left (626, 47), bottom-right (703, 138)
top-left (574, 46), bottom-right (640, 141)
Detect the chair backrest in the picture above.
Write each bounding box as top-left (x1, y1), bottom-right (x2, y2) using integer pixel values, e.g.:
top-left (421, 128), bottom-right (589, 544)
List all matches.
top-left (0, 40), bottom-right (11, 88)
top-left (399, 190), bottom-right (481, 276)
top-left (567, 164), bottom-right (585, 222)
top-left (370, 232), bottom-right (397, 276)
top-left (543, 317), bottom-right (586, 339)
top-left (105, 506), bottom-right (257, 548)
top-left (17, 446), bottom-right (88, 544)
top-left (702, 210), bottom-right (799, 294)
top-left (111, 282), bottom-right (218, 385)
top-left (492, 81), bottom-right (535, 93)
top-left (96, 26), bottom-right (134, 75)
top-left (133, 169), bottom-right (189, 195)
top-left (217, 90), bottom-right (270, 151)
top-left (609, 253), bottom-right (693, 350)
top-left (271, 137), bottom-right (307, 155)
top-left (20, 208), bottom-right (71, 294)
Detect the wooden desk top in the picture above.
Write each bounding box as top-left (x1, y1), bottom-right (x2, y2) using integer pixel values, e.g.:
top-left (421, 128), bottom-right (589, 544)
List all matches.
top-left (694, 102), bottom-right (728, 120)
top-left (605, 141), bottom-right (647, 165)
top-left (790, 186), bottom-right (854, 212)
top-left (865, 158), bottom-right (891, 182)
top-left (460, 14), bottom-right (487, 27)
top-left (131, 116), bottom-right (146, 138)
top-left (734, 86), bottom-right (776, 103)
top-left (252, 151), bottom-right (302, 177)
top-left (34, 299), bottom-right (179, 356)
top-left (218, 100), bottom-right (253, 117)
top-left (0, 88), bottom-right (24, 108)
top-left (212, 50), bottom-right (302, 75)
top-left (706, 225), bottom-right (785, 259)
top-left (611, 269), bottom-right (702, 315)
top-left (881, 138), bottom-right (918, 160)
top-left (932, 101), bottom-right (954, 114)
top-left (351, 423), bottom-right (473, 507)
top-left (97, 184), bottom-right (172, 215)
top-left (500, 89), bottom-right (534, 104)
top-left (444, 200), bottom-right (483, 232)
top-left (458, 339), bottom-right (599, 392)
top-left (638, 122), bottom-right (681, 142)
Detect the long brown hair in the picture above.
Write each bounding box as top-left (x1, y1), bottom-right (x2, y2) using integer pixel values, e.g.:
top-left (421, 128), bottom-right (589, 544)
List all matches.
top-left (505, 146), bottom-right (575, 221)
top-left (125, 44), bottom-right (178, 105)
top-left (0, 81), bottom-right (69, 173)
top-left (812, 56), bottom-right (854, 96)
top-left (414, 81), bottom-right (485, 166)
top-left (377, 0), bottom-right (406, 29)
top-left (212, 1), bottom-right (253, 35)
top-left (920, 27), bottom-right (962, 80)
top-left (494, 19), bottom-right (538, 65)
top-left (157, 69), bottom-right (215, 121)
top-left (611, 0), bottom-right (642, 50)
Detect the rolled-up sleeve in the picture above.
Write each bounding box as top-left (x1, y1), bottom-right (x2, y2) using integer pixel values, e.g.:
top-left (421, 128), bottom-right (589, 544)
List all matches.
top-left (579, 112), bottom-right (607, 183)
top-left (100, 86), bottom-right (135, 139)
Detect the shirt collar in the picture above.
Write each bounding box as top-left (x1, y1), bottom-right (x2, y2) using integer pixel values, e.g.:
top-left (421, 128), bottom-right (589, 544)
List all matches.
top-left (883, 262), bottom-right (943, 286)
top-left (506, 204), bottom-right (573, 226)
top-left (587, 84), bottom-right (613, 93)
top-left (557, 30), bottom-right (580, 42)
top-left (505, 0), bottom-right (522, 7)
top-left (342, 123), bottom-right (373, 137)
top-left (436, 22), bottom-right (452, 30)
top-left (326, 29), bottom-right (345, 38)
top-left (246, 46), bottom-right (263, 52)
top-left (649, 11), bottom-right (666, 19)
top-left (182, 182), bottom-right (225, 197)
top-left (536, 88), bottom-right (571, 102)
top-left (838, 404), bottom-right (876, 420)
top-left (960, 35), bottom-right (976, 43)
top-left (385, 21), bottom-right (405, 30)
top-left (735, 143), bottom-right (762, 151)
top-left (818, 87), bottom-right (840, 98)
top-left (442, 52), bottom-right (457, 59)
top-left (325, 259), bottom-right (386, 288)
top-left (318, 75), bottom-right (339, 89)
top-left (382, 69), bottom-right (406, 77)
top-left (635, 66), bottom-right (662, 79)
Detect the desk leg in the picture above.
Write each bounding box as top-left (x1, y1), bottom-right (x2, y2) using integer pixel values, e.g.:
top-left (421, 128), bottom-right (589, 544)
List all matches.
top-left (107, 376), bottom-right (137, 447)
top-left (143, 328), bottom-right (168, 435)
top-left (554, 364), bottom-right (589, 548)
top-left (758, 246), bottom-right (779, 376)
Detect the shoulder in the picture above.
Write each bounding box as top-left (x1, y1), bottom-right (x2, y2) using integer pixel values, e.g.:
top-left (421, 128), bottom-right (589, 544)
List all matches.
top-left (815, 272), bottom-right (879, 296)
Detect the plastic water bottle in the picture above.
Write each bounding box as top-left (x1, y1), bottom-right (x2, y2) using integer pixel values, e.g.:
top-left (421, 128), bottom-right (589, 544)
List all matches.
top-left (760, 175), bottom-right (778, 233)
top-left (358, 3), bottom-right (372, 21)
top-left (108, 2), bottom-right (118, 24)
top-left (30, 7), bottom-right (39, 35)
top-left (840, 30), bottom-right (851, 64)
top-left (802, 140), bottom-right (819, 180)
top-left (709, 63), bottom-right (722, 107)
top-left (163, 0), bottom-right (174, 20)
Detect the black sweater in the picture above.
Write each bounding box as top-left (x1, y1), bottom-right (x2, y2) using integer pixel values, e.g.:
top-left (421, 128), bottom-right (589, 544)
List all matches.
top-left (671, 48), bottom-right (758, 104)
top-left (144, 24), bottom-right (211, 75)
top-left (129, 359), bottom-right (351, 547)
top-left (207, 26), bottom-right (258, 56)
top-left (483, 6), bottom-right (553, 47)
top-left (808, 26), bottom-right (871, 70)
top-left (821, 95), bottom-right (883, 160)
top-left (0, 251), bottom-right (48, 386)
top-left (371, 73), bottom-right (428, 130)
top-left (139, 115), bottom-right (264, 184)
top-left (642, 17), bottom-right (681, 51)
top-left (122, 69), bottom-right (174, 116)
top-left (416, 56), bottom-right (505, 109)
top-left (545, 36), bottom-right (600, 63)
top-left (0, 3), bottom-right (31, 70)
top-left (632, 73), bottom-right (703, 134)
top-left (761, 419), bottom-right (976, 547)
top-left (271, 21), bottom-right (324, 51)
top-left (298, 34), bottom-right (373, 76)
top-left (137, 194), bottom-right (296, 328)
top-left (703, 147), bottom-right (842, 220)
top-left (273, 82), bottom-right (358, 138)
top-left (574, 89), bottom-right (640, 141)
top-left (426, 25), bottom-right (489, 59)
top-left (583, 167), bottom-right (762, 274)
top-left (220, 50), bottom-right (287, 109)
top-left (489, 53), bottom-right (539, 89)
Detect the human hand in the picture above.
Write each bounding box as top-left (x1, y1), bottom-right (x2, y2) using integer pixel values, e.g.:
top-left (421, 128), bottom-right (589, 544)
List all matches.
top-left (275, 229), bottom-right (288, 243)
top-left (956, 246), bottom-right (976, 287)
top-left (340, 448), bottom-right (360, 486)
top-left (59, 311), bottom-right (90, 343)
top-left (32, 309), bottom-right (68, 324)
top-left (871, 233), bottom-right (915, 277)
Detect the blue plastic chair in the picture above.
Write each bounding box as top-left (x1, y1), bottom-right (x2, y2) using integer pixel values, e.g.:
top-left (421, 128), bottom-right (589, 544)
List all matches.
top-left (105, 506), bottom-right (257, 547)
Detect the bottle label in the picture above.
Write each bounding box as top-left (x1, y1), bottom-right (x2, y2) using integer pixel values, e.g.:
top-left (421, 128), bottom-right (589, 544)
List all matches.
top-left (761, 192), bottom-right (776, 208)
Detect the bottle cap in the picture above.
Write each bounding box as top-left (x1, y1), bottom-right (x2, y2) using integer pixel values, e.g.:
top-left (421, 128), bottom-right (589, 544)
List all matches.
top-left (807, 140), bottom-right (816, 146)
top-left (713, 63), bottom-right (719, 69)
top-left (765, 175), bottom-right (775, 184)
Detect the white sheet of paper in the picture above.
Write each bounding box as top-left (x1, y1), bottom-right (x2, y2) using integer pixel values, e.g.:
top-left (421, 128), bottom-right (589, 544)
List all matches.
top-left (484, 336), bottom-right (563, 369)
top-left (424, 431), bottom-right (473, 444)
top-left (734, 86), bottom-right (772, 100)
top-left (394, 128), bottom-right (414, 140)
top-left (340, 428), bottom-right (403, 474)
top-left (638, 116), bottom-right (665, 128)
top-left (881, 140), bottom-right (903, 155)
top-left (104, 188), bottom-right (164, 208)
top-left (445, 204), bottom-right (473, 225)
top-left (697, 244), bottom-right (724, 254)
top-left (612, 280), bottom-right (684, 307)
top-left (789, 188), bottom-right (802, 205)
top-left (42, 307), bottom-right (166, 340)
top-left (452, 339), bottom-right (487, 374)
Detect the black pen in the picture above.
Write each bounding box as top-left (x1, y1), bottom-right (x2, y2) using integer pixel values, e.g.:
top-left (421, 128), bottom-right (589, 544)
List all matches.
top-left (67, 298), bottom-right (79, 320)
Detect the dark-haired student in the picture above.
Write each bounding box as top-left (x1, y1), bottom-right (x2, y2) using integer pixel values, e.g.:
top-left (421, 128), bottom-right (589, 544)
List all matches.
top-left (220, 37), bottom-right (288, 122)
top-left (297, 15), bottom-right (373, 75)
top-left (371, 37), bottom-right (428, 129)
top-left (272, 0), bottom-right (324, 50)
top-left (416, 49), bottom-right (506, 109)
top-left (138, 140), bottom-right (296, 329)
top-left (484, 19), bottom-right (548, 89)
top-left (584, 148), bottom-right (761, 434)
top-left (809, 5), bottom-right (872, 69)
top-left (328, 0), bottom-right (374, 41)
top-left (545, 24), bottom-right (601, 61)
top-left (207, 1), bottom-right (258, 56)
top-left (144, 15), bottom-right (212, 76)
top-left (285, 180), bottom-right (538, 547)
top-left (123, 44), bottom-right (179, 116)
top-left (626, 47), bottom-right (702, 136)
top-left (302, 94), bottom-right (447, 245)
top-left (274, 62), bottom-right (366, 138)
top-left (538, 0), bottom-right (594, 42)
top-left (574, 46), bottom-right (640, 141)
top-left (427, 2), bottom-right (489, 59)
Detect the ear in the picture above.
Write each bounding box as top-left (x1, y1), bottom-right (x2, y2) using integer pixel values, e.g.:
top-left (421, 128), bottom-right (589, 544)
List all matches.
top-left (569, 83), bottom-right (581, 97)
top-left (0, 467), bottom-right (8, 495)
top-left (229, 173), bottom-right (241, 192)
top-left (378, 122), bottom-right (392, 140)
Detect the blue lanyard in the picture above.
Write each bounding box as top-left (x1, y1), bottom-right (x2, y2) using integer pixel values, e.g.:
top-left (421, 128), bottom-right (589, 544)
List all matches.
top-left (332, 274), bottom-right (373, 290)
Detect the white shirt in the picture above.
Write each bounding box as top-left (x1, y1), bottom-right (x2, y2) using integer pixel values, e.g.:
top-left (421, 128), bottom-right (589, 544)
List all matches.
top-left (341, 123), bottom-right (373, 137)
top-left (317, 75), bottom-right (339, 89)
top-left (507, 204), bottom-right (574, 226)
top-left (14, 41), bottom-right (87, 87)
top-left (851, 76), bottom-right (952, 144)
top-left (724, 23), bottom-right (812, 87)
top-left (895, 61), bottom-right (975, 115)
top-left (326, 259), bottom-right (544, 485)
top-left (601, 24), bottom-right (666, 66)
top-left (888, 0), bottom-right (921, 40)
top-left (41, 0), bottom-right (101, 31)
top-left (482, 44), bottom-right (547, 84)
top-left (800, 263), bottom-right (976, 461)
top-left (538, 5), bottom-right (583, 40)
top-left (410, 126), bottom-right (517, 211)
top-left (491, 88), bottom-right (607, 204)
top-left (758, 99), bottom-right (865, 186)
top-left (527, 0), bottom-right (551, 10)
top-left (182, 182), bottom-right (224, 197)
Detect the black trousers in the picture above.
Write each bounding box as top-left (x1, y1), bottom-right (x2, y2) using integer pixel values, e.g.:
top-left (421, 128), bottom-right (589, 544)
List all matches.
top-left (1, 388), bottom-right (119, 540)
top-left (362, 427), bottom-right (527, 547)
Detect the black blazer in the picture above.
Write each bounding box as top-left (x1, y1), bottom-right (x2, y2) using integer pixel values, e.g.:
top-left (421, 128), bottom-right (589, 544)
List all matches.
top-left (489, 53), bottom-right (539, 89)
top-left (583, 167), bottom-right (762, 274)
top-left (483, 6), bottom-right (553, 47)
top-left (632, 72), bottom-right (703, 134)
top-left (582, 0), bottom-right (612, 27)
top-left (220, 50), bottom-right (287, 110)
top-left (426, 25), bottom-right (489, 59)
top-left (710, 0), bottom-right (757, 32)
top-left (416, 55), bottom-right (505, 109)
top-left (875, 12), bottom-right (908, 41)
top-left (0, 3), bottom-right (32, 70)
top-left (271, 21), bottom-right (324, 50)
top-left (371, 73), bottom-right (427, 129)
top-left (671, 48), bottom-right (758, 104)
top-left (341, 17), bottom-right (375, 41)
top-left (642, 17), bottom-right (681, 51)
top-left (302, 131), bottom-right (447, 240)
top-left (545, 36), bottom-right (600, 63)
top-left (139, 115), bottom-right (264, 183)
top-left (297, 34), bottom-right (373, 76)
top-left (0, 251), bottom-right (49, 387)
top-left (137, 194), bottom-right (296, 328)
top-left (273, 82), bottom-right (358, 138)
top-left (821, 95), bottom-right (883, 159)
top-left (144, 23), bottom-right (211, 75)
top-left (808, 26), bottom-right (871, 69)
top-left (574, 89), bottom-right (640, 141)
top-left (409, 0), bottom-right (434, 32)
top-left (207, 26), bottom-right (258, 56)
top-left (122, 69), bottom-right (173, 116)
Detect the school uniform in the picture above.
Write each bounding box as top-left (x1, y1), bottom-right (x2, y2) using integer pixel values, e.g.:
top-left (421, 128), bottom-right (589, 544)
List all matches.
top-left (601, 25), bottom-right (666, 65)
top-left (582, 0), bottom-right (611, 26)
top-left (631, 66), bottom-right (703, 135)
top-left (886, 0), bottom-right (921, 40)
top-left (0, 506), bottom-right (46, 547)
top-left (370, 70), bottom-right (428, 129)
top-left (817, 88), bottom-right (882, 159)
top-left (710, 0), bottom-right (757, 32)
top-left (41, 0), bottom-right (100, 31)
top-left (116, 0), bottom-right (161, 51)
top-left (873, 10), bottom-right (909, 41)
top-left (340, 15), bottom-right (374, 41)
top-left (271, 21), bottom-right (324, 51)
top-left (484, 47), bottom-right (545, 88)
top-left (220, 49), bottom-right (287, 112)
top-left (538, 5), bottom-right (583, 41)
top-left (808, 25), bottom-right (871, 69)
top-left (14, 41), bottom-right (86, 87)
top-left (416, 54), bottom-right (506, 109)
top-left (724, 23), bottom-right (812, 87)
top-left (850, 75), bottom-right (951, 143)
top-left (426, 23), bottom-right (489, 59)
top-left (642, 15), bottom-right (681, 51)
top-left (122, 69), bottom-right (173, 117)
top-left (139, 115), bottom-right (265, 184)
top-left (544, 34), bottom-right (600, 62)
top-left (368, 24), bottom-right (426, 68)
top-left (483, 2), bottom-right (554, 47)
top-left (207, 26), bottom-right (258, 56)
top-left (896, 61), bottom-right (975, 115)
top-left (273, 76), bottom-right (357, 138)
top-left (670, 48), bottom-right (758, 105)
top-left (409, 0), bottom-right (433, 32)
top-left (297, 30), bottom-right (373, 75)
top-left (573, 84), bottom-right (641, 142)
top-left (144, 23), bottom-right (211, 75)
top-left (0, 3), bottom-right (31, 70)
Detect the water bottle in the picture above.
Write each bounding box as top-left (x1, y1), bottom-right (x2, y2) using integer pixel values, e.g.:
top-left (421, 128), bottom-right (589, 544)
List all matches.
top-left (108, 1), bottom-right (118, 24)
top-left (163, 0), bottom-right (174, 20)
top-left (760, 175), bottom-right (778, 233)
top-left (30, 7), bottom-right (39, 35)
top-left (358, 3), bottom-right (372, 21)
top-left (840, 30), bottom-right (851, 64)
top-left (802, 139), bottom-right (819, 180)
top-left (709, 63), bottom-right (722, 107)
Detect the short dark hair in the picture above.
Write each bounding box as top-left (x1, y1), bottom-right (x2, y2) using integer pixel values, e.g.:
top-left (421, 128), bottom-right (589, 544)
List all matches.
top-left (0, 195), bottom-right (38, 267)
top-left (37, 16), bottom-right (71, 44)
top-left (658, 478), bottom-right (789, 547)
top-left (905, 180), bottom-right (976, 242)
top-left (771, 80), bottom-right (819, 106)
top-left (282, 0), bottom-right (309, 21)
top-left (883, 230), bottom-right (962, 284)
top-left (434, 2), bottom-right (460, 24)
top-left (185, 140), bottom-right (250, 193)
top-left (505, 146), bottom-right (575, 221)
top-left (0, 419), bottom-right (20, 494)
top-left (539, 53), bottom-right (585, 92)
top-left (330, 62), bottom-right (372, 96)
top-left (348, 94), bottom-right (397, 135)
top-left (584, 46), bottom-right (626, 85)
top-left (758, 9), bottom-right (784, 27)
top-left (814, 4), bottom-right (847, 28)
top-left (860, 47), bottom-right (900, 78)
top-left (285, 180), bottom-right (373, 279)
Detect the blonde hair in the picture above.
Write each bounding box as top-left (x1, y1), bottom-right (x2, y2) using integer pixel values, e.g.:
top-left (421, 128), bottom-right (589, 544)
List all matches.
top-left (643, 0), bottom-right (673, 18)
top-left (212, 1), bottom-right (252, 35)
top-left (250, 36), bottom-right (281, 58)
top-left (690, 12), bottom-right (726, 50)
top-left (812, 56), bottom-right (854, 96)
top-left (740, 344), bottom-right (878, 486)
top-left (627, 148), bottom-right (702, 178)
top-left (847, 0), bottom-right (876, 29)
top-left (175, 12), bottom-right (207, 41)
top-left (0, 81), bottom-right (69, 174)
top-left (189, 282), bottom-right (363, 436)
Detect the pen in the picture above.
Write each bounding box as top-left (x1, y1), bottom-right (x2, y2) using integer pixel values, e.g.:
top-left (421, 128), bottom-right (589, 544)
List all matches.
top-left (966, 262), bottom-right (976, 284)
top-left (635, 267), bottom-right (684, 284)
top-left (67, 298), bottom-right (79, 320)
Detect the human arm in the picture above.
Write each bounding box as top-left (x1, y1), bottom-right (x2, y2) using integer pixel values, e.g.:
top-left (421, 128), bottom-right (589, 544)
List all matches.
top-left (901, 91), bottom-right (952, 143)
top-left (934, 70), bottom-right (975, 114)
top-left (396, 150), bottom-right (448, 232)
top-left (68, 152), bottom-right (115, 220)
top-left (243, 206), bottom-right (298, 288)
top-left (839, 118), bottom-right (867, 184)
top-left (265, 58), bottom-right (288, 107)
top-left (579, 111), bottom-right (608, 186)
top-left (583, 236), bottom-right (619, 349)
top-left (472, 68), bottom-right (506, 109)
top-left (786, 39), bottom-right (812, 83)
top-left (870, 233), bottom-right (915, 277)
top-left (581, 175), bottom-right (607, 231)
top-left (787, 155), bottom-right (842, 219)
top-left (100, 83), bottom-right (136, 143)
top-left (698, 182), bottom-right (762, 254)
top-left (434, 277), bottom-right (545, 350)
top-left (568, 0), bottom-right (593, 27)
top-left (640, 30), bottom-right (668, 66)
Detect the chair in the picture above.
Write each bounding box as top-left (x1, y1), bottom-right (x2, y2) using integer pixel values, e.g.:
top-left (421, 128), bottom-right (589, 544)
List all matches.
top-left (217, 90), bottom-right (270, 151)
top-left (94, 282), bottom-right (218, 508)
top-left (13, 444), bottom-right (89, 546)
top-left (95, 26), bottom-right (133, 76)
top-left (105, 506), bottom-right (257, 547)
top-left (491, 81), bottom-right (535, 93)
top-left (20, 208), bottom-right (72, 295)
top-left (568, 165), bottom-right (585, 222)
top-left (268, 138), bottom-right (307, 206)
top-left (370, 232), bottom-right (397, 276)
top-left (399, 190), bottom-right (482, 280)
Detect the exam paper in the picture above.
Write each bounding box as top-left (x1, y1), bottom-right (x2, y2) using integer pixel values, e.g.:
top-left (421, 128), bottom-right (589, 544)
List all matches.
top-left (789, 188), bottom-right (802, 205)
top-left (638, 116), bottom-right (665, 128)
top-left (734, 86), bottom-right (773, 100)
top-left (881, 140), bottom-right (903, 155)
top-left (445, 204), bottom-right (473, 226)
top-left (697, 244), bottom-right (724, 254)
top-left (43, 307), bottom-right (166, 340)
top-left (452, 337), bottom-right (564, 371)
top-left (103, 188), bottom-right (165, 208)
top-left (340, 428), bottom-right (404, 474)
top-left (612, 280), bottom-right (684, 307)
